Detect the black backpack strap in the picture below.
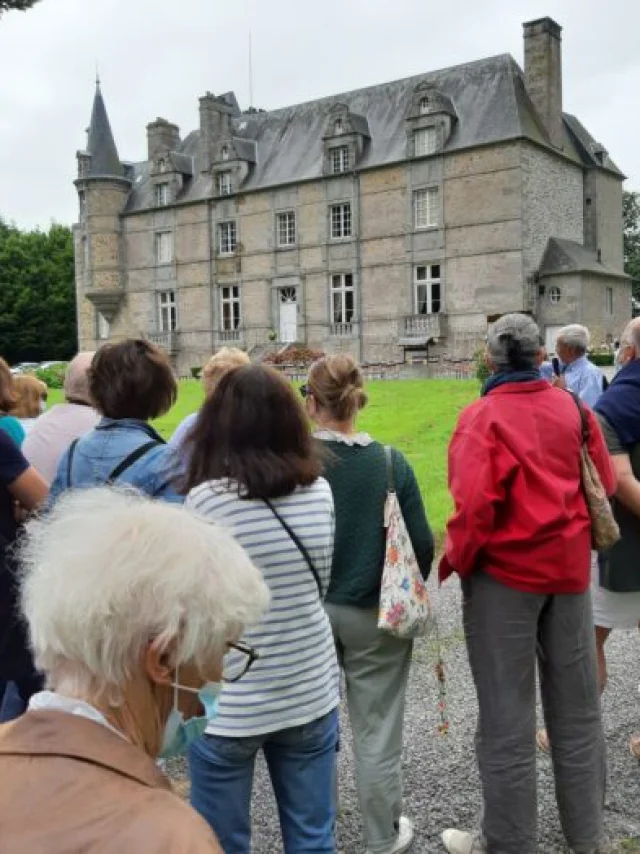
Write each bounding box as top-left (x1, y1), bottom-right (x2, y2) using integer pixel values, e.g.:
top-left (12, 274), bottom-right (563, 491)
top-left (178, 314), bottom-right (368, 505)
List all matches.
top-left (567, 390), bottom-right (589, 444)
top-left (263, 498), bottom-right (323, 598)
top-left (107, 441), bottom-right (160, 484)
top-left (384, 445), bottom-right (396, 494)
top-left (67, 439), bottom-right (80, 488)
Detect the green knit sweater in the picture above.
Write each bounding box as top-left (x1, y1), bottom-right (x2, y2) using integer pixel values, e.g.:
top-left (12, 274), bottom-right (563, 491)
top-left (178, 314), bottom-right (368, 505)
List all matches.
top-left (319, 437), bottom-right (434, 608)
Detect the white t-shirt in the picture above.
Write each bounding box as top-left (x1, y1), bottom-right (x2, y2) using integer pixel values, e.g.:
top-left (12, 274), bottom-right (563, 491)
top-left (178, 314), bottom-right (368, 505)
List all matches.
top-left (22, 403), bottom-right (100, 483)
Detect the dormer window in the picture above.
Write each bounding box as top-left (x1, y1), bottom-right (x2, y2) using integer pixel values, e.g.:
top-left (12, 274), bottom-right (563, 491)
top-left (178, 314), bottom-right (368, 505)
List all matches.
top-left (155, 183), bottom-right (169, 207)
top-left (221, 145), bottom-right (230, 161)
top-left (334, 118), bottom-right (344, 135)
top-left (414, 127), bottom-right (439, 157)
top-left (157, 158), bottom-right (168, 173)
top-left (217, 171), bottom-right (232, 196)
top-left (331, 146), bottom-right (350, 174)
top-left (419, 97), bottom-right (430, 115)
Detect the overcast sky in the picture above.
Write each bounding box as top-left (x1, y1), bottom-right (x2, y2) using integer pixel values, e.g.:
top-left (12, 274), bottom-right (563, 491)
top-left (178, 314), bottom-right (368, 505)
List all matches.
top-left (0, 0), bottom-right (637, 230)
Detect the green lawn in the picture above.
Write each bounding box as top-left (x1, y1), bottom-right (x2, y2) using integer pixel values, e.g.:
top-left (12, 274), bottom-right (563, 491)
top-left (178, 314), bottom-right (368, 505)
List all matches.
top-left (49, 379), bottom-right (478, 534)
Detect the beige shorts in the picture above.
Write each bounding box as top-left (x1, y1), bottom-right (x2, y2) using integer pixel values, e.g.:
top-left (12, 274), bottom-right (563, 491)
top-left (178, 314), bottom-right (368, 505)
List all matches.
top-left (591, 553), bottom-right (640, 630)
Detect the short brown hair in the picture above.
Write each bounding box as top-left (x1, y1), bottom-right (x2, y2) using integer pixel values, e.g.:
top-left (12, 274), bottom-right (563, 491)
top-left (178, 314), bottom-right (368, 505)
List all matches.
top-left (307, 354), bottom-right (368, 422)
top-left (202, 347), bottom-right (250, 397)
top-left (183, 365), bottom-right (321, 499)
top-left (10, 375), bottom-right (48, 418)
top-left (90, 339), bottom-right (177, 421)
top-left (0, 358), bottom-right (16, 412)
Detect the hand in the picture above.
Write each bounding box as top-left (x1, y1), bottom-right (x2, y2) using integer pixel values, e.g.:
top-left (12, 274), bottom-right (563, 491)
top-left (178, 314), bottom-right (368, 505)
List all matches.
top-left (552, 375), bottom-right (567, 390)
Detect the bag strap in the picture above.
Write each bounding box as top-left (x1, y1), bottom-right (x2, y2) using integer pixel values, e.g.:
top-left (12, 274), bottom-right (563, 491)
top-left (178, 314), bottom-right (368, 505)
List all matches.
top-left (567, 391), bottom-right (589, 445)
top-left (107, 441), bottom-right (160, 484)
top-left (384, 445), bottom-right (396, 494)
top-left (263, 498), bottom-right (323, 598)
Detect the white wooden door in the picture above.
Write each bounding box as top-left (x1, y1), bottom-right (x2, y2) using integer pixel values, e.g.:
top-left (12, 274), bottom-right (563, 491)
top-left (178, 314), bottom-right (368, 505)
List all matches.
top-left (545, 325), bottom-right (564, 356)
top-left (279, 288), bottom-right (298, 343)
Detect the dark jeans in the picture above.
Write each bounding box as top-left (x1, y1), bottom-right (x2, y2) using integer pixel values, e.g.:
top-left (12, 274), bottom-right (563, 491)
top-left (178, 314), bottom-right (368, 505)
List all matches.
top-left (462, 572), bottom-right (605, 854)
top-left (189, 708), bottom-right (338, 854)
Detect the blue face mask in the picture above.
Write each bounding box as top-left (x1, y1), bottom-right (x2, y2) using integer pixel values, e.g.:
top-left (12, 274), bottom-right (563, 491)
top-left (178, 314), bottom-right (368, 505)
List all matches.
top-left (159, 674), bottom-right (223, 760)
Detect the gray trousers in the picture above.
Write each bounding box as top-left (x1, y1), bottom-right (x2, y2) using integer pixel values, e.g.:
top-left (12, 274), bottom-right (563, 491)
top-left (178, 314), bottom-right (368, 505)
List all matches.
top-left (325, 603), bottom-right (412, 854)
top-left (462, 572), bottom-right (606, 854)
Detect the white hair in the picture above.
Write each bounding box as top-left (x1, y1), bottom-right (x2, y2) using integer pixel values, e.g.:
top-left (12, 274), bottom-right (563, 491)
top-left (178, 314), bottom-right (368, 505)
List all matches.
top-left (19, 488), bottom-right (270, 695)
top-left (63, 352), bottom-right (95, 404)
top-left (556, 324), bottom-right (590, 354)
top-left (487, 313), bottom-right (541, 371)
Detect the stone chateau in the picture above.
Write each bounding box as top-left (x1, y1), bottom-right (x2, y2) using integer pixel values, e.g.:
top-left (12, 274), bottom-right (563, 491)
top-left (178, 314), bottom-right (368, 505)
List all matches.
top-left (74, 16), bottom-right (630, 375)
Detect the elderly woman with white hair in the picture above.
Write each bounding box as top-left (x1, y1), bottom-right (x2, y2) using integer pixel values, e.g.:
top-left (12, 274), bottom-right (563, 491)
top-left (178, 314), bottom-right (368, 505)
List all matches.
top-left (439, 313), bottom-right (615, 854)
top-left (0, 488), bottom-right (269, 854)
top-left (540, 323), bottom-right (605, 407)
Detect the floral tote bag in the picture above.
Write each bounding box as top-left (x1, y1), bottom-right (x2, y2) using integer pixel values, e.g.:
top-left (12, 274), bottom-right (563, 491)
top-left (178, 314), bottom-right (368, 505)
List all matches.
top-left (378, 446), bottom-right (434, 639)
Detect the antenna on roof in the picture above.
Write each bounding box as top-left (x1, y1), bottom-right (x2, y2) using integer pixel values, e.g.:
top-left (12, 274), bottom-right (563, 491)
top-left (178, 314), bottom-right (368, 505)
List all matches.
top-left (248, 30), bottom-right (254, 109)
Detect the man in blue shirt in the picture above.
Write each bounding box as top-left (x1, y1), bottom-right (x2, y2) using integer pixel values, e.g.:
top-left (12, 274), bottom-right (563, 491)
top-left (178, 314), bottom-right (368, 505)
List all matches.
top-left (540, 324), bottom-right (605, 407)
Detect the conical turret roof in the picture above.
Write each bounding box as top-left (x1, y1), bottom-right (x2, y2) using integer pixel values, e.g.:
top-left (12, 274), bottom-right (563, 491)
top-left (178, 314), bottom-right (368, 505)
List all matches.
top-left (86, 79), bottom-right (124, 178)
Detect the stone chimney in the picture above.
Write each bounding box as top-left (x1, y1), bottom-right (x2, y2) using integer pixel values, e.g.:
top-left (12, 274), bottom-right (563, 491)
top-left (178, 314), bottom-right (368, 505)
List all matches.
top-left (523, 17), bottom-right (563, 149)
top-left (199, 93), bottom-right (233, 172)
top-left (147, 118), bottom-right (181, 161)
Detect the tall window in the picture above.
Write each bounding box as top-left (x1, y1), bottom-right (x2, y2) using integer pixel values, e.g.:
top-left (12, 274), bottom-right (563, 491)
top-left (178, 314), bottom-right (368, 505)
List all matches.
top-left (78, 191), bottom-right (87, 221)
top-left (414, 127), bottom-right (438, 157)
top-left (277, 211), bottom-right (296, 247)
top-left (155, 232), bottom-right (173, 265)
top-left (419, 96), bottom-right (430, 114)
top-left (217, 172), bottom-right (232, 196)
top-left (158, 291), bottom-right (177, 332)
top-left (415, 264), bottom-right (442, 314)
top-left (221, 285), bottom-right (241, 330)
top-left (414, 187), bottom-right (439, 229)
top-left (331, 146), bottom-right (350, 174)
top-left (155, 183), bottom-right (169, 207)
top-left (330, 203), bottom-right (352, 239)
top-left (606, 286), bottom-right (614, 315)
top-left (96, 312), bottom-right (110, 340)
top-left (334, 118), bottom-right (344, 135)
top-left (331, 273), bottom-right (355, 323)
top-left (218, 221), bottom-right (237, 255)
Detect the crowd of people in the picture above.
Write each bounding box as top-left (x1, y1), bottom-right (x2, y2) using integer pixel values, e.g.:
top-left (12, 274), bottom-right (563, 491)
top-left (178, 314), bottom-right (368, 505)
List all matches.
top-left (0, 315), bottom-right (636, 854)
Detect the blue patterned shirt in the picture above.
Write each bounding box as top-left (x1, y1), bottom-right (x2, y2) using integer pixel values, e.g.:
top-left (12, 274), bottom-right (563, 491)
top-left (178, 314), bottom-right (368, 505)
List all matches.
top-left (540, 356), bottom-right (604, 407)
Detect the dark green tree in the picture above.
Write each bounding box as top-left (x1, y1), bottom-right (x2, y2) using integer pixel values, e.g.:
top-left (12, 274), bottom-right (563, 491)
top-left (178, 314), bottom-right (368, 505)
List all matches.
top-left (623, 190), bottom-right (640, 301)
top-left (0, 0), bottom-right (41, 12)
top-left (0, 220), bottom-right (76, 364)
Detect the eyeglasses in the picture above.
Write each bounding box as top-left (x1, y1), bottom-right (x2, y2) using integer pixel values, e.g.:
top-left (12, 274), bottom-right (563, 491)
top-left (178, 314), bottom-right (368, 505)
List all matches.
top-left (223, 641), bottom-right (259, 683)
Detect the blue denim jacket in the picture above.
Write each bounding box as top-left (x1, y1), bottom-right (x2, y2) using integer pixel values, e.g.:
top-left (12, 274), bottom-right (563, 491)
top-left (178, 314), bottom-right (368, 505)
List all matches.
top-left (49, 418), bottom-right (183, 504)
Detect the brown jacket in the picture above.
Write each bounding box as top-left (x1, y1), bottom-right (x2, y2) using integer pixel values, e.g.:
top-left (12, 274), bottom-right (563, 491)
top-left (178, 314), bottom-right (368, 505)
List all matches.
top-left (0, 710), bottom-right (222, 853)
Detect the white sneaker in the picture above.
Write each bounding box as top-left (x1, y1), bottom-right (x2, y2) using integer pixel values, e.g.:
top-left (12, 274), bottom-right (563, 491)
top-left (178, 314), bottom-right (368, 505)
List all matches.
top-left (441, 829), bottom-right (486, 854)
top-left (367, 816), bottom-right (414, 854)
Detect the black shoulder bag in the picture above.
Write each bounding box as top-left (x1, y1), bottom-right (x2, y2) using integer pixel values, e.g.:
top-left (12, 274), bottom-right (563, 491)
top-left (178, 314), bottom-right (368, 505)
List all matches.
top-left (66, 439), bottom-right (161, 489)
top-left (263, 498), bottom-right (323, 598)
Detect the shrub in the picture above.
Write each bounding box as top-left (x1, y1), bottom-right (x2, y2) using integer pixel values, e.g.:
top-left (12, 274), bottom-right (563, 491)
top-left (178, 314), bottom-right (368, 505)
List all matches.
top-left (33, 364), bottom-right (67, 389)
top-left (475, 348), bottom-right (490, 384)
top-left (263, 346), bottom-right (325, 367)
top-left (588, 352), bottom-right (614, 366)
top-left (190, 366), bottom-right (203, 380)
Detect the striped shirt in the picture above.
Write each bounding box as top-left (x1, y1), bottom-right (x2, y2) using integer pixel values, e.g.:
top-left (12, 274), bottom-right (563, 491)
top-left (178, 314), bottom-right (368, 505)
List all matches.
top-left (186, 477), bottom-right (340, 737)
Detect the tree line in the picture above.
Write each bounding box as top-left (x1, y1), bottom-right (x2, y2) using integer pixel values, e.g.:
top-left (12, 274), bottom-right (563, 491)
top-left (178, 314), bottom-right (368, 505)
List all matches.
top-left (0, 219), bottom-right (76, 364)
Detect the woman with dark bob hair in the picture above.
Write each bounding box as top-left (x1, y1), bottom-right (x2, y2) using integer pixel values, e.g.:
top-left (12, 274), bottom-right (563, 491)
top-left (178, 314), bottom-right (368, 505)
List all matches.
top-left (183, 365), bottom-right (340, 854)
top-left (49, 339), bottom-right (181, 503)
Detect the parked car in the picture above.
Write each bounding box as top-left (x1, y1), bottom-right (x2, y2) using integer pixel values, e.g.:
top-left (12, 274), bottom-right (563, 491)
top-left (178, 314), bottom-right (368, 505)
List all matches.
top-left (10, 362), bottom-right (40, 375)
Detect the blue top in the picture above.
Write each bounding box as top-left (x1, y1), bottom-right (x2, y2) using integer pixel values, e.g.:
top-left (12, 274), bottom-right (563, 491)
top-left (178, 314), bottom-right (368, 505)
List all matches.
top-left (540, 355), bottom-right (604, 408)
top-left (49, 418), bottom-right (183, 504)
top-left (0, 415), bottom-right (26, 448)
top-left (169, 412), bottom-right (198, 452)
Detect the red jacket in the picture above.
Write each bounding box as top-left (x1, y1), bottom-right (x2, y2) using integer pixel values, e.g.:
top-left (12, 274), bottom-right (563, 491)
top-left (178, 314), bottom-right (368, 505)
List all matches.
top-left (439, 381), bottom-right (616, 594)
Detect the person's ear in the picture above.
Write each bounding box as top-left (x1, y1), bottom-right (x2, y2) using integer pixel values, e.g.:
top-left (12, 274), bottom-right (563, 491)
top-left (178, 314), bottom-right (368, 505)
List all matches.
top-left (143, 637), bottom-right (177, 688)
top-left (306, 395), bottom-right (317, 419)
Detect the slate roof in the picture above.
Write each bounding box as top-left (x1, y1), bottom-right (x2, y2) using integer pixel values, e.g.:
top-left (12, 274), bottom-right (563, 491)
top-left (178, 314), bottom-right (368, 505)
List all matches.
top-left (118, 52), bottom-right (621, 213)
top-left (539, 238), bottom-right (630, 280)
top-left (85, 82), bottom-right (125, 180)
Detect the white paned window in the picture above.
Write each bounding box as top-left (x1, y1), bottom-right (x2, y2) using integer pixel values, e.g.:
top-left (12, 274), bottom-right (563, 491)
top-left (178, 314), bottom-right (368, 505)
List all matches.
top-left (158, 291), bottom-right (177, 332)
top-left (414, 187), bottom-right (439, 229)
top-left (414, 126), bottom-right (438, 157)
top-left (606, 286), bottom-right (613, 315)
top-left (155, 183), bottom-right (169, 207)
top-left (419, 97), bottom-right (430, 114)
top-left (97, 312), bottom-right (110, 340)
top-left (330, 203), bottom-right (352, 239)
top-left (331, 273), bottom-right (355, 323)
top-left (221, 285), bottom-right (241, 330)
top-left (218, 221), bottom-right (237, 255)
top-left (415, 264), bottom-right (442, 314)
top-left (217, 172), bottom-right (232, 196)
top-left (334, 118), bottom-right (344, 135)
top-left (331, 146), bottom-right (350, 174)
top-left (277, 211), bottom-right (296, 247)
top-left (548, 286), bottom-right (562, 305)
top-left (155, 232), bottom-right (173, 265)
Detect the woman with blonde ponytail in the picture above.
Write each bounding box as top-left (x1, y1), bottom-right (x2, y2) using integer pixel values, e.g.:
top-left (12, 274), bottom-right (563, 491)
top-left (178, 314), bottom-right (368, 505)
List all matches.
top-left (304, 354), bottom-right (434, 854)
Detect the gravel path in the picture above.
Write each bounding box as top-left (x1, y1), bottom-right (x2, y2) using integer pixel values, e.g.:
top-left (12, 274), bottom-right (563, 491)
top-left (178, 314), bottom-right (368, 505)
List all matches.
top-left (171, 575), bottom-right (640, 853)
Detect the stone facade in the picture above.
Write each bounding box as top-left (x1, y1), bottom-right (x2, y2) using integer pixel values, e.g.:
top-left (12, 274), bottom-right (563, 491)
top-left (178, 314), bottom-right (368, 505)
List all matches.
top-left (74, 18), bottom-right (630, 375)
